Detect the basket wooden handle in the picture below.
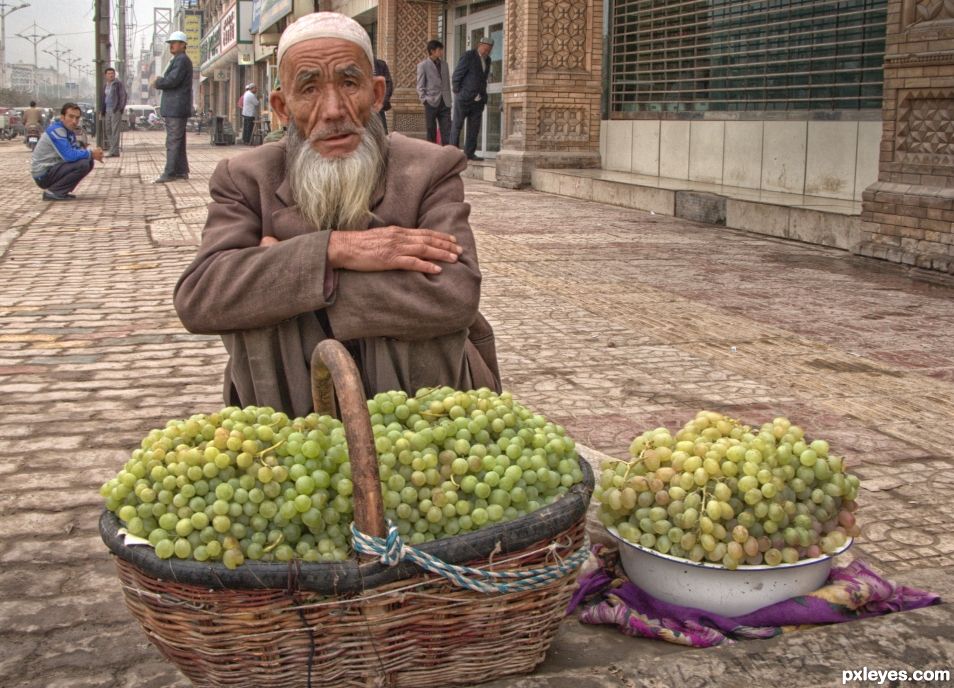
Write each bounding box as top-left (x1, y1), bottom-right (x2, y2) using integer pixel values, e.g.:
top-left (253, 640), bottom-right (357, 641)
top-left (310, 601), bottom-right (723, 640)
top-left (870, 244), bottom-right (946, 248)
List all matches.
top-left (310, 339), bottom-right (386, 540)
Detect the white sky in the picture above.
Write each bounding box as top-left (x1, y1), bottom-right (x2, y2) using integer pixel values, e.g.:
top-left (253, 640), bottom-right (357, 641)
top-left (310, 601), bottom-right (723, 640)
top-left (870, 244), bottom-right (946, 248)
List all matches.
top-left (3, 0), bottom-right (172, 73)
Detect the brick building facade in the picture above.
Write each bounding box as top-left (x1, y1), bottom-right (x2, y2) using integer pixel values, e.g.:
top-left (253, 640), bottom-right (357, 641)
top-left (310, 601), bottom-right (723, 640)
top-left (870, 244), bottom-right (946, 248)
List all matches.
top-left (193, 0), bottom-right (954, 276)
top-left (859, 0), bottom-right (954, 273)
top-left (337, 0), bottom-right (602, 187)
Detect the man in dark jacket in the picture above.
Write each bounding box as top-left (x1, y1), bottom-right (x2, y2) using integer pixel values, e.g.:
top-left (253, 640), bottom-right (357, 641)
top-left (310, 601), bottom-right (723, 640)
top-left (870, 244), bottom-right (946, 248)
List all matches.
top-left (450, 36), bottom-right (493, 161)
top-left (99, 67), bottom-right (128, 157)
top-left (152, 31), bottom-right (193, 183)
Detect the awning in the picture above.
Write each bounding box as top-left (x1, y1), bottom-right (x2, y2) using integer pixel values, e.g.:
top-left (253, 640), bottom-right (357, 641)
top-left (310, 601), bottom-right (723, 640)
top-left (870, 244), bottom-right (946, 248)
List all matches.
top-left (255, 0), bottom-right (293, 35)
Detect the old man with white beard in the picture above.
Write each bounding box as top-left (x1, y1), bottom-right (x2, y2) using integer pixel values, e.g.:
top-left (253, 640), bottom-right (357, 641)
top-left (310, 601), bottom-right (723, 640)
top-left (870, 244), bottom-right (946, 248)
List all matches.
top-left (174, 12), bottom-right (500, 416)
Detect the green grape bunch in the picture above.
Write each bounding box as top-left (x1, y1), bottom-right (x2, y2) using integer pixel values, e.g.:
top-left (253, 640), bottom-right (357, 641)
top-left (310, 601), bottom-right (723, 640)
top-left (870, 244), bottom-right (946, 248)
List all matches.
top-left (101, 388), bottom-right (584, 569)
top-left (594, 411), bottom-right (861, 569)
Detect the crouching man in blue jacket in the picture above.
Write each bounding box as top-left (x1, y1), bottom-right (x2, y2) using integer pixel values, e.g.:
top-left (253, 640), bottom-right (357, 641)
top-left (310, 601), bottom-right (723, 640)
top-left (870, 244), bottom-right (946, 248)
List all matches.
top-left (31, 102), bottom-right (104, 201)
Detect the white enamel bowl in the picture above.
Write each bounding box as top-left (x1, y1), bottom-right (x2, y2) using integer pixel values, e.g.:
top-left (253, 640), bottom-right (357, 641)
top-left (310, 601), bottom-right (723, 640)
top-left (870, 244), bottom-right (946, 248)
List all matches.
top-left (606, 526), bottom-right (853, 617)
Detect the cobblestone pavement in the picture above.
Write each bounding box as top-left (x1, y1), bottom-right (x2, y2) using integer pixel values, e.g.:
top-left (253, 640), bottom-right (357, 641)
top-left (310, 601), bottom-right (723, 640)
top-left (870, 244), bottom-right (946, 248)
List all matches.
top-left (0, 131), bottom-right (951, 688)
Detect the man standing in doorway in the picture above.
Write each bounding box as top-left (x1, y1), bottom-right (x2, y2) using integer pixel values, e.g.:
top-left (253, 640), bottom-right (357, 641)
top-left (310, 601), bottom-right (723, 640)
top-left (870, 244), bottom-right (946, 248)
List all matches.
top-left (416, 40), bottom-right (451, 146)
top-left (152, 30), bottom-right (193, 183)
top-left (450, 35), bottom-right (492, 161)
top-left (100, 67), bottom-right (128, 158)
top-left (241, 83), bottom-right (259, 145)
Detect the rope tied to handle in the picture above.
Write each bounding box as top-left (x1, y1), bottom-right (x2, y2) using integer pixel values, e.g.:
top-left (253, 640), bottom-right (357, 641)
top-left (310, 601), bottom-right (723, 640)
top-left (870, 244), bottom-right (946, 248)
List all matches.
top-left (350, 520), bottom-right (590, 594)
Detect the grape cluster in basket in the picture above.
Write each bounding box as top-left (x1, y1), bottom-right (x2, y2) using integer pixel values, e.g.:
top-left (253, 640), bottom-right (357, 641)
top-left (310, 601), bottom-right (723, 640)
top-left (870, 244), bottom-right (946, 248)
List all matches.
top-left (595, 411), bottom-right (861, 569)
top-left (101, 388), bottom-right (583, 568)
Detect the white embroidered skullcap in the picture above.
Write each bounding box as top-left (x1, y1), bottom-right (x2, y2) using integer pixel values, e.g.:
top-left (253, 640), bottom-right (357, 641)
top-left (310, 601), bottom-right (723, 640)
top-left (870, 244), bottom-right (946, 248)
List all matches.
top-left (277, 12), bottom-right (374, 69)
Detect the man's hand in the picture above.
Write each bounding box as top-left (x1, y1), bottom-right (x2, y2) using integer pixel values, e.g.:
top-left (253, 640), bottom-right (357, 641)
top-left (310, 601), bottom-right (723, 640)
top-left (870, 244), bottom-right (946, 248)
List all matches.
top-left (91, 147), bottom-right (105, 162)
top-left (328, 226), bottom-right (462, 274)
top-left (259, 235), bottom-right (279, 247)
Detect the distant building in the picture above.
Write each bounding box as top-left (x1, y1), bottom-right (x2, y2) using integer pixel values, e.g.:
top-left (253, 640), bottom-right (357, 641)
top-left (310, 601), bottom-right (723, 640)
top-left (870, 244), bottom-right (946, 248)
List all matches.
top-left (4, 63), bottom-right (60, 98)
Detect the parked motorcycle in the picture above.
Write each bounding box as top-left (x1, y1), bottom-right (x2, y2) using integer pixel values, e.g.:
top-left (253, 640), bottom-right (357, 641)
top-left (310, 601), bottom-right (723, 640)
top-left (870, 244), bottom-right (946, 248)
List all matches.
top-left (25, 123), bottom-right (41, 151)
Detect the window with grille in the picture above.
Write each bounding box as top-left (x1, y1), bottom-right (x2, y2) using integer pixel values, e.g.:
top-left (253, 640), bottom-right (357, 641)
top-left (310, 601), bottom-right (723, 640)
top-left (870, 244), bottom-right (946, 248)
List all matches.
top-left (609, 0), bottom-right (887, 113)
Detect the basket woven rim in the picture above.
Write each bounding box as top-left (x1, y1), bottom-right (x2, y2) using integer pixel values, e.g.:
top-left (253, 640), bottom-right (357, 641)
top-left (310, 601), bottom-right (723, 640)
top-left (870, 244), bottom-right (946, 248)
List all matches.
top-left (100, 455), bottom-right (593, 593)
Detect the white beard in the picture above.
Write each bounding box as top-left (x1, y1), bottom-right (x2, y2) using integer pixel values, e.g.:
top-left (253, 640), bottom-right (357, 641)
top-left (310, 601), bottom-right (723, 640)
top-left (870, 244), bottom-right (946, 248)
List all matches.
top-left (286, 114), bottom-right (386, 232)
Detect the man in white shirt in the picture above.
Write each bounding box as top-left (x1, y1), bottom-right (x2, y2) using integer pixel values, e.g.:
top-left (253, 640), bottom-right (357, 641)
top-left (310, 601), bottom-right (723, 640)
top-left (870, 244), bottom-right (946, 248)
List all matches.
top-left (241, 83), bottom-right (260, 145)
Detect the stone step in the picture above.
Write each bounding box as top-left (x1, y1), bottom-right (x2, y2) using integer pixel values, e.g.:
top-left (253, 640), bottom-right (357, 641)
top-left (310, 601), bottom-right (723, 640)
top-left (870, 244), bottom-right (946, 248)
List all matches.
top-left (531, 167), bottom-right (864, 252)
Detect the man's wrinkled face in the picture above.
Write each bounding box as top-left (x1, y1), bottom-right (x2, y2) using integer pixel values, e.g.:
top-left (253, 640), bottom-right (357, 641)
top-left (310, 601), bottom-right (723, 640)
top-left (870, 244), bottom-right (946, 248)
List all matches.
top-left (62, 108), bottom-right (82, 131)
top-left (271, 38), bottom-right (385, 159)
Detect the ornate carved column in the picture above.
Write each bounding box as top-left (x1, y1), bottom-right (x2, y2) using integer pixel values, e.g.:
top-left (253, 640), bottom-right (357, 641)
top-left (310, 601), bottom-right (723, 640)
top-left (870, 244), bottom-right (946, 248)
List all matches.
top-left (859, 0), bottom-right (954, 273)
top-left (376, 0), bottom-right (439, 138)
top-left (494, 0), bottom-right (602, 188)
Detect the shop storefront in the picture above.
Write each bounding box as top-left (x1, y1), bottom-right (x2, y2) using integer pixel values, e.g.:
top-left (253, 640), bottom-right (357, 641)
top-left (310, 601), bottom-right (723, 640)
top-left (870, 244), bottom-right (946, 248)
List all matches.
top-left (199, 0), bottom-right (255, 130)
top-left (249, 0), bottom-right (296, 135)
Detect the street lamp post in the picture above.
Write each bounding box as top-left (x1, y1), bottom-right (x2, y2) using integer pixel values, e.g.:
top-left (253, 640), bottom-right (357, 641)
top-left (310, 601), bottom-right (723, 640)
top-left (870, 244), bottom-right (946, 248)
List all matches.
top-left (65, 55), bottom-right (81, 98)
top-left (15, 21), bottom-right (51, 100)
top-left (42, 41), bottom-right (69, 99)
top-left (0, 1), bottom-right (28, 91)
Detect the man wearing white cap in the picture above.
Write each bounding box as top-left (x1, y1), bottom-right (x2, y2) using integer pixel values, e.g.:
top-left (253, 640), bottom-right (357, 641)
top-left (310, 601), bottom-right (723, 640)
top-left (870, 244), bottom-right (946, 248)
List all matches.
top-left (174, 12), bottom-right (500, 415)
top-left (241, 83), bottom-right (260, 145)
top-left (152, 30), bottom-right (193, 183)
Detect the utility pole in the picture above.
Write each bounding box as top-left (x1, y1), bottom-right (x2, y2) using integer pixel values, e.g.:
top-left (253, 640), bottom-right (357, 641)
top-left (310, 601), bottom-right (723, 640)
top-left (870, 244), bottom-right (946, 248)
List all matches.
top-left (42, 41), bottom-right (69, 99)
top-left (115, 0), bottom-right (126, 81)
top-left (95, 0), bottom-right (110, 147)
top-left (14, 21), bottom-right (51, 100)
top-left (0, 1), bottom-right (28, 91)
top-left (66, 55), bottom-right (81, 98)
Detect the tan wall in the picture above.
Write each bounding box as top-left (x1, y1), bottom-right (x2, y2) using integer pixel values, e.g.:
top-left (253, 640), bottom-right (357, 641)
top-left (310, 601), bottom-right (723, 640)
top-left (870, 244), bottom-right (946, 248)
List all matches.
top-left (602, 118), bottom-right (882, 202)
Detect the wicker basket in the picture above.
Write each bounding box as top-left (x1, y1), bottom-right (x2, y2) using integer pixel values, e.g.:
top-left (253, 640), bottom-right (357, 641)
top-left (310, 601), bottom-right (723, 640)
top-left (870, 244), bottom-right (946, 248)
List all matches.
top-left (100, 339), bottom-right (594, 688)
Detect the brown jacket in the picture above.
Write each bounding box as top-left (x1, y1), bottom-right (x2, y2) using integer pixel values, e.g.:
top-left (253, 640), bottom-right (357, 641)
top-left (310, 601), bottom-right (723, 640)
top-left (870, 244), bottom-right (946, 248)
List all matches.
top-left (173, 133), bottom-right (500, 416)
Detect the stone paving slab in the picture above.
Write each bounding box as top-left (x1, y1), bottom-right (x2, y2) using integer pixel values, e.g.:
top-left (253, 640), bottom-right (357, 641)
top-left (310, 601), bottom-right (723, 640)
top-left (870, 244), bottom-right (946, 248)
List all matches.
top-left (0, 132), bottom-right (951, 688)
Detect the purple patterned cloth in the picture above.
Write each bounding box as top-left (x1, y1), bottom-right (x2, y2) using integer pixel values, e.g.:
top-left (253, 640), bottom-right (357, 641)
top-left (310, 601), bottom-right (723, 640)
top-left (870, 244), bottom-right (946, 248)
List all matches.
top-left (567, 546), bottom-right (941, 647)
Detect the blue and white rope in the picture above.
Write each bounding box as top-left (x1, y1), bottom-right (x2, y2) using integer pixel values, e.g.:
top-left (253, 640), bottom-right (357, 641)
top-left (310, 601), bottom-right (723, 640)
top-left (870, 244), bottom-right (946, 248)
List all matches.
top-left (350, 520), bottom-right (589, 594)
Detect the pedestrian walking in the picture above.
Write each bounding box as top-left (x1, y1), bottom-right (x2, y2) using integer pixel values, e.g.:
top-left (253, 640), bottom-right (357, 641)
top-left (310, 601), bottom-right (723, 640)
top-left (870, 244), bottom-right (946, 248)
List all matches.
top-left (151, 31), bottom-right (193, 183)
top-left (241, 83), bottom-right (259, 145)
top-left (450, 36), bottom-right (493, 161)
top-left (416, 40), bottom-right (451, 145)
top-left (30, 102), bottom-right (104, 201)
top-left (100, 67), bottom-right (128, 158)
top-left (374, 57), bottom-right (393, 134)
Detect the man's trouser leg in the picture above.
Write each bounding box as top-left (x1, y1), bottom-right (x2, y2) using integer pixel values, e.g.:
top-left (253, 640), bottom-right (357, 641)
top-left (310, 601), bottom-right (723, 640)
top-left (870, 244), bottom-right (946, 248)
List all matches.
top-left (424, 102), bottom-right (438, 143)
top-left (463, 103), bottom-right (484, 158)
top-left (437, 102), bottom-right (452, 146)
top-left (242, 115), bottom-right (254, 144)
top-left (107, 111), bottom-right (122, 155)
top-left (164, 116), bottom-right (188, 177)
top-left (38, 159), bottom-right (93, 195)
top-left (449, 99), bottom-right (463, 148)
